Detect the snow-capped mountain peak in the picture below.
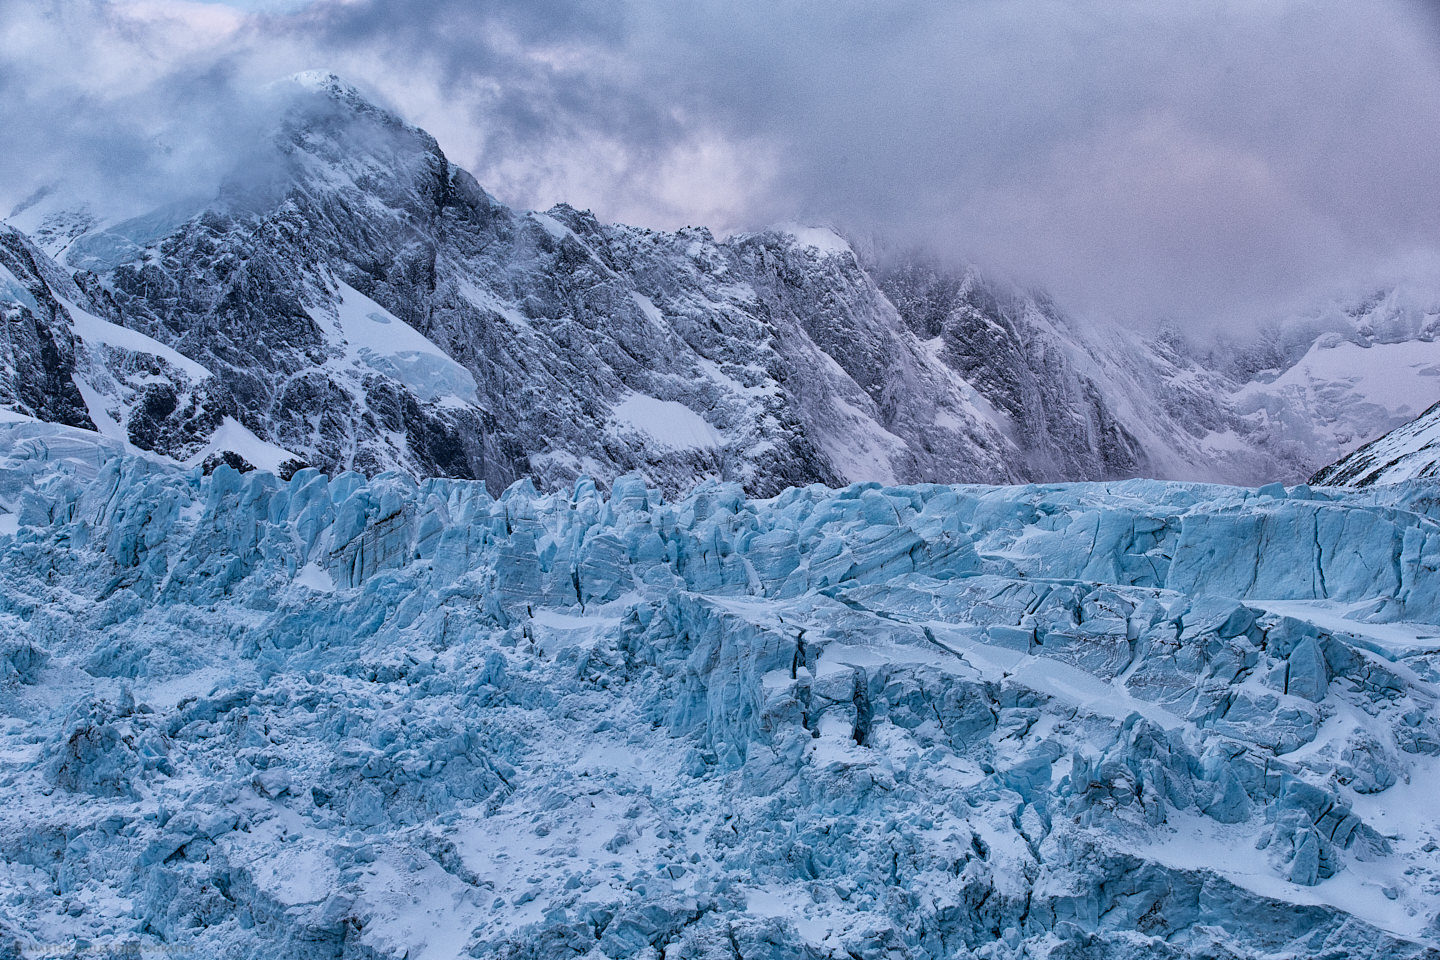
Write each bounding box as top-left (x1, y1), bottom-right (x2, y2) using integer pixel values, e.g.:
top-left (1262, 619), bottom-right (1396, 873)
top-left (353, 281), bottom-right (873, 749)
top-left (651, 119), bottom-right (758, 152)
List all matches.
top-left (1, 73), bottom-right (1437, 497)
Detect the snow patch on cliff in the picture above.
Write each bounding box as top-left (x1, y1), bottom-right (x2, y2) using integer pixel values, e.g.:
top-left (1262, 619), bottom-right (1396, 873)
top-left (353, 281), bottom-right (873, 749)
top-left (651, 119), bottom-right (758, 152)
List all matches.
top-left (609, 393), bottom-right (722, 450)
top-left (312, 281), bottom-right (479, 405)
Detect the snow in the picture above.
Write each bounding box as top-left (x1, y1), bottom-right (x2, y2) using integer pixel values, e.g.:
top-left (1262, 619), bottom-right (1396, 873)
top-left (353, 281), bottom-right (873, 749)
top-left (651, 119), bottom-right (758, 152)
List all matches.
top-left (775, 223), bottom-right (852, 257)
top-left (695, 356), bottom-right (746, 395)
top-left (458, 281), bottom-right (528, 326)
top-left (1200, 428), bottom-right (1251, 455)
top-left (310, 281), bottom-right (479, 404)
top-left (629, 291), bottom-right (666, 330)
top-left (921, 334), bottom-right (1007, 432)
top-left (813, 389), bottom-right (904, 485)
top-left (608, 393), bottom-right (721, 450)
top-left (294, 561), bottom-right (336, 593)
top-left (70, 373), bottom-right (131, 446)
top-left (1249, 599), bottom-right (1440, 656)
top-left (288, 69), bottom-right (359, 97)
top-left (926, 621), bottom-right (1186, 731)
top-left (183, 416), bottom-right (298, 473)
top-left (244, 836), bottom-right (338, 907)
top-left (528, 211), bottom-right (572, 242)
top-left (1242, 336), bottom-right (1440, 420)
top-left (1136, 812), bottom-right (1429, 942)
top-left (62, 298), bottom-right (212, 380)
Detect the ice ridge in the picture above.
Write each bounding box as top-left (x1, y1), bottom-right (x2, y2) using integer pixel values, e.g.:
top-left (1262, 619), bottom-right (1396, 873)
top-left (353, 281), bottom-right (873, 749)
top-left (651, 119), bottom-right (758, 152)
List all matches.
top-left (1, 425), bottom-right (1440, 958)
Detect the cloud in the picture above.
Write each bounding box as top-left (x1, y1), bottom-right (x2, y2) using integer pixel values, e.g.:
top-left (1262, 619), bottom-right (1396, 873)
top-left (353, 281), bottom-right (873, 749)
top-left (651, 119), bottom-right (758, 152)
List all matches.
top-left (4, 0), bottom-right (1439, 328)
top-left (602, 0), bottom-right (1440, 324)
top-left (0, 0), bottom-right (276, 217)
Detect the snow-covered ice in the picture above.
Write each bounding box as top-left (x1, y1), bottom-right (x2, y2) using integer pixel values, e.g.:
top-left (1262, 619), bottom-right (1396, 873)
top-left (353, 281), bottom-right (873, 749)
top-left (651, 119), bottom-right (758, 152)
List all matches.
top-left (63, 298), bottom-right (213, 382)
top-left (1, 428), bottom-right (1439, 959)
top-left (309, 281), bottom-right (480, 406)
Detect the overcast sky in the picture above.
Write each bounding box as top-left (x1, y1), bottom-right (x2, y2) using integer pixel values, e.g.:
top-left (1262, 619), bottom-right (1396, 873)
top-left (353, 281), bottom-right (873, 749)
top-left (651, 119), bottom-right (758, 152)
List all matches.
top-left (2, 0), bottom-right (1438, 328)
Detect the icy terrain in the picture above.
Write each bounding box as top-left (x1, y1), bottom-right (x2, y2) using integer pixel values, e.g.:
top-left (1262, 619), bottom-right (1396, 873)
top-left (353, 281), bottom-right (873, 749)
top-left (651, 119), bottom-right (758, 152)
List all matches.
top-left (2, 422), bottom-right (1440, 959)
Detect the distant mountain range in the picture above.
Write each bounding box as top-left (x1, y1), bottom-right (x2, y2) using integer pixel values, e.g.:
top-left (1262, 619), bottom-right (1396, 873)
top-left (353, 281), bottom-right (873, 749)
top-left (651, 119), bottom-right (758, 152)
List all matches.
top-left (3, 71), bottom-right (1437, 493)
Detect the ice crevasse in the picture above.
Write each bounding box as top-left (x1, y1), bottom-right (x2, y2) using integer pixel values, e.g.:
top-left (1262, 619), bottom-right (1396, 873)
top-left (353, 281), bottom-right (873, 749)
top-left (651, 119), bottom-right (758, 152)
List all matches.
top-left (1, 422), bottom-right (1440, 959)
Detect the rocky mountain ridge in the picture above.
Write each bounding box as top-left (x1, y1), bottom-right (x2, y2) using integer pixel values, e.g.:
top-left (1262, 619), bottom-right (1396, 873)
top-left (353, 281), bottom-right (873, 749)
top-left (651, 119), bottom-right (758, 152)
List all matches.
top-left (2, 72), bottom-right (1437, 494)
top-left (1313, 400), bottom-right (1440, 487)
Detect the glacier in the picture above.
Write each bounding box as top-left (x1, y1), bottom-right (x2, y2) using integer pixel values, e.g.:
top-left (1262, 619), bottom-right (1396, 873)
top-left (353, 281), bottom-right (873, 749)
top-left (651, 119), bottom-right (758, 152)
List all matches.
top-left (2, 421), bottom-right (1440, 959)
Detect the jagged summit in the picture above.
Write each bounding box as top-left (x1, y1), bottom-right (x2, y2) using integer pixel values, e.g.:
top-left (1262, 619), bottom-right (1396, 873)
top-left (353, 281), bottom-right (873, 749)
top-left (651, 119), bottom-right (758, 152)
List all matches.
top-left (286, 68), bottom-right (365, 97)
top-left (1, 73), bottom-right (1437, 495)
top-left (758, 222), bottom-right (855, 258)
top-left (272, 69), bottom-right (428, 138)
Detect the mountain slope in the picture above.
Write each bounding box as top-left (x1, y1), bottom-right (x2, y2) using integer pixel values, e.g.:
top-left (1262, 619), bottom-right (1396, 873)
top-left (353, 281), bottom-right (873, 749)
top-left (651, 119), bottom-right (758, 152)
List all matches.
top-left (878, 259), bottom-right (1440, 487)
top-left (4, 71), bottom-right (1439, 494)
top-left (1312, 399), bottom-right (1440, 486)
top-left (6, 74), bottom-right (1035, 494)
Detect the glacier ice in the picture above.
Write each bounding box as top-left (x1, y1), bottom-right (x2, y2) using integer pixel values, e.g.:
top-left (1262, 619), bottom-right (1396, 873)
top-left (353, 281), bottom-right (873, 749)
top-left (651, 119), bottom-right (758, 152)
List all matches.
top-left (1, 422), bottom-right (1440, 958)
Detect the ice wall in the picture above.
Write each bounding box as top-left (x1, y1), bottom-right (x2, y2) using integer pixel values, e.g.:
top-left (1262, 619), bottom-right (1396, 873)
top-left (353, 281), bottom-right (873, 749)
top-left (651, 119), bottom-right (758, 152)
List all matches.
top-left (1, 424), bottom-right (1439, 959)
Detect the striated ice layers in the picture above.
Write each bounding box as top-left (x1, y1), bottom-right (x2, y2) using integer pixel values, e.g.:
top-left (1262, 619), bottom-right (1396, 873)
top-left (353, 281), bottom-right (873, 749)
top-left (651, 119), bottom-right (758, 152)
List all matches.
top-left (2, 422), bottom-right (1440, 959)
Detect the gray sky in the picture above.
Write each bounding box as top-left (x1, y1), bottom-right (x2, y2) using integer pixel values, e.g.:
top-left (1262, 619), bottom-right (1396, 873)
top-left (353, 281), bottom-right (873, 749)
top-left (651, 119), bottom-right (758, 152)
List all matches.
top-left (3, 0), bottom-right (1439, 328)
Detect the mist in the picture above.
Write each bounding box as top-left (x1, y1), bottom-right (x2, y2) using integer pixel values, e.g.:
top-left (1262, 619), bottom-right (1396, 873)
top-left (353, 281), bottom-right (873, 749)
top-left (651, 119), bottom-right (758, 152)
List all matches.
top-left (3, 0), bottom-right (1439, 331)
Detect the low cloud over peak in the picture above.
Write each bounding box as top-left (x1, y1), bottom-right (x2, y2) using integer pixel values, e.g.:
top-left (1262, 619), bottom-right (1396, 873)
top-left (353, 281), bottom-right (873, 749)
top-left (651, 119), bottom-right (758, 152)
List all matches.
top-left (4, 0), bottom-right (1439, 330)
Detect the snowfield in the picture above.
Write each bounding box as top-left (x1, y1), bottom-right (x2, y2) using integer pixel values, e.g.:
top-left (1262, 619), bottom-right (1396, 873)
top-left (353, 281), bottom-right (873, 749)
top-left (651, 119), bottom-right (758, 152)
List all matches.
top-left (1, 422), bottom-right (1439, 959)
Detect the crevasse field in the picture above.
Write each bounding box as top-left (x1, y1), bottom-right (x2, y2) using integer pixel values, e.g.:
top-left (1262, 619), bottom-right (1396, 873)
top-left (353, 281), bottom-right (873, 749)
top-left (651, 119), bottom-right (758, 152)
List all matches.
top-left (2, 421), bottom-right (1440, 960)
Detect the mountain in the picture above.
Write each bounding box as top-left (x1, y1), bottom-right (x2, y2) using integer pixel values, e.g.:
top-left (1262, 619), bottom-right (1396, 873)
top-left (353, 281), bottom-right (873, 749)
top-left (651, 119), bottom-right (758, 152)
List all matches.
top-left (3, 71), bottom-right (1438, 495)
top-left (1312, 400), bottom-right (1440, 486)
top-left (3, 424), bottom-right (1440, 958)
top-left (4, 73), bottom-right (1024, 496)
top-left (7, 67), bottom-right (1440, 960)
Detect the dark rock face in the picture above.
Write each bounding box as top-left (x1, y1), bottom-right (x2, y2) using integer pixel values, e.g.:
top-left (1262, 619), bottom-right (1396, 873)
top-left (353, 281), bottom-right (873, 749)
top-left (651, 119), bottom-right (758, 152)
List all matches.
top-left (200, 450), bottom-right (255, 475)
top-left (0, 229), bottom-right (95, 432)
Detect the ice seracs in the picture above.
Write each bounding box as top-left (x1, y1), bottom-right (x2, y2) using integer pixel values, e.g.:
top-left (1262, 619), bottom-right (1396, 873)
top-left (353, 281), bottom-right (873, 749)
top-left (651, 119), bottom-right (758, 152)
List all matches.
top-left (1, 426), bottom-right (1439, 958)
